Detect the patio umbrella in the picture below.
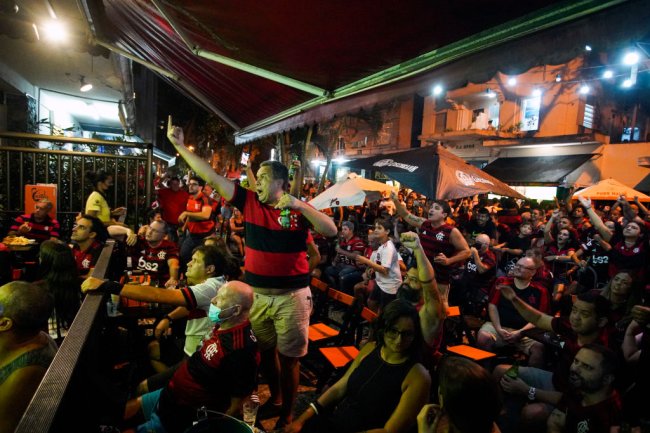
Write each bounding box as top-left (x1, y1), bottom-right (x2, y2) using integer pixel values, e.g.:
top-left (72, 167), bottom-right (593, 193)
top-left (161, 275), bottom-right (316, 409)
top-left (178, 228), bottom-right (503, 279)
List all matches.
top-left (345, 144), bottom-right (525, 200)
top-left (309, 173), bottom-right (396, 210)
top-left (572, 178), bottom-right (650, 202)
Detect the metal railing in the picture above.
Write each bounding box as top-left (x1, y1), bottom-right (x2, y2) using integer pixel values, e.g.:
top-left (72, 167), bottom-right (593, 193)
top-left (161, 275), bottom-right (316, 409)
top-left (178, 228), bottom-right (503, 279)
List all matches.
top-left (0, 132), bottom-right (153, 233)
top-left (15, 240), bottom-right (115, 433)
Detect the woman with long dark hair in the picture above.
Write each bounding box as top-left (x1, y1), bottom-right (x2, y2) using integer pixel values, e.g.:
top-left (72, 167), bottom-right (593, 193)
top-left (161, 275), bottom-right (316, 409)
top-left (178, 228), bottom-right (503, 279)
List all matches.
top-left (285, 300), bottom-right (431, 433)
top-left (37, 240), bottom-right (82, 341)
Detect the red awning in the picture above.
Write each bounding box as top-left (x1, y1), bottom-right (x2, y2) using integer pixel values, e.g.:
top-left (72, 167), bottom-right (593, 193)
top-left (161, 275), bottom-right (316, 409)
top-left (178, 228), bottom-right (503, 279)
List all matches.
top-left (80, 0), bottom-right (625, 135)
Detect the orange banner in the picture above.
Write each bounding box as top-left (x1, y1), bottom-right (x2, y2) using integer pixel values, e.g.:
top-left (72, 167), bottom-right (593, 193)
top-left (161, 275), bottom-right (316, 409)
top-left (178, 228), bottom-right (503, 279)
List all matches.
top-left (25, 184), bottom-right (57, 219)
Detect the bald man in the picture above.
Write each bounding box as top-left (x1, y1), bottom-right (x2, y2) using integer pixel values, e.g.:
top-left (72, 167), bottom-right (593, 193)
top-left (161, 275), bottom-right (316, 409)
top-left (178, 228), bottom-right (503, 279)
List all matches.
top-left (0, 281), bottom-right (58, 433)
top-left (477, 256), bottom-right (548, 368)
top-left (124, 281), bottom-right (260, 433)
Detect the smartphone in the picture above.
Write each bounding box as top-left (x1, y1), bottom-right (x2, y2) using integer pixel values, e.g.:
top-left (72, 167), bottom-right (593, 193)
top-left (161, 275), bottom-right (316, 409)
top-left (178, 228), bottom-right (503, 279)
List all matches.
top-left (240, 152), bottom-right (250, 166)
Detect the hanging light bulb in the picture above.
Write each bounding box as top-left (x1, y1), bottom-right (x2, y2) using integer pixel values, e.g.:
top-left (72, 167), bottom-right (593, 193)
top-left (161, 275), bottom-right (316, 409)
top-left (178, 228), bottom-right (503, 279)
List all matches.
top-left (79, 76), bottom-right (93, 92)
top-left (602, 70), bottom-right (614, 79)
top-left (555, 74), bottom-right (562, 82)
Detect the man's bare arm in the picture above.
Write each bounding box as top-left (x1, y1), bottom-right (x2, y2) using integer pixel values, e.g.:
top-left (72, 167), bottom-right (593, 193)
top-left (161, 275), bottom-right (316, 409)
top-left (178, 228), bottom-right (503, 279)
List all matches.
top-left (167, 116), bottom-right (235, 201)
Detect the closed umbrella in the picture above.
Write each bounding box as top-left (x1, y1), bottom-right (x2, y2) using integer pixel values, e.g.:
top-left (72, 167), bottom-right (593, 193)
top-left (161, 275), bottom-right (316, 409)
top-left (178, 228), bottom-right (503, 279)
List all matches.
top-left (572, 178), bottom-right (650, 202)
top-left (309, 173), bottom-right (396, 210)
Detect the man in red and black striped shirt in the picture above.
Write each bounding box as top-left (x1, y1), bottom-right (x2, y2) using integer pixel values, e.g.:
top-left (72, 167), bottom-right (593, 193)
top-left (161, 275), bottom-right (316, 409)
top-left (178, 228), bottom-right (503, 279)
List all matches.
top-left (167, 117), bottom-right (337, 428)
top-left (9, 199), bottom-right (60, 244)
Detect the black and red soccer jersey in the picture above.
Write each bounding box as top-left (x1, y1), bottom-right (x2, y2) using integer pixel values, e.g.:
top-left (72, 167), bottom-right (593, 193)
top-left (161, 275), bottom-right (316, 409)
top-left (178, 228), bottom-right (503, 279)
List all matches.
top-left (130, 238), bottom-right (179, 282)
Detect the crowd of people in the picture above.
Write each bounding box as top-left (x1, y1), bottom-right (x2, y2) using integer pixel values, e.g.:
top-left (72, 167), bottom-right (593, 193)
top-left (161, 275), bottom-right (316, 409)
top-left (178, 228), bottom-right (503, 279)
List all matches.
top-left (0, 117), bottom-right (649, 433)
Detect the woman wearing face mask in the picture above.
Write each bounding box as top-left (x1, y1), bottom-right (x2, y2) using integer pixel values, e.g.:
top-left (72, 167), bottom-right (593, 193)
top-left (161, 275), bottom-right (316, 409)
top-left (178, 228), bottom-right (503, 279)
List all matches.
top-left (85, 169), bottom-right (127, 227)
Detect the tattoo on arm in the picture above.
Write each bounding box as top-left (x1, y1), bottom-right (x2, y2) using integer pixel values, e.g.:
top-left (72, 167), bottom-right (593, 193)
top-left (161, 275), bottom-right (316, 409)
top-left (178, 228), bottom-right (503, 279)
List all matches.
top-left (406, 214), bottom-right (424, 226)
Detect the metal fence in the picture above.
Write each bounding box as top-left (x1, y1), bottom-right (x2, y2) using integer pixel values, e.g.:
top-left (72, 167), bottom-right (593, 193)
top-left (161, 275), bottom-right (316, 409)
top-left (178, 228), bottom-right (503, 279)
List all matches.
top-left (0, 132), bottom-right (153, 236)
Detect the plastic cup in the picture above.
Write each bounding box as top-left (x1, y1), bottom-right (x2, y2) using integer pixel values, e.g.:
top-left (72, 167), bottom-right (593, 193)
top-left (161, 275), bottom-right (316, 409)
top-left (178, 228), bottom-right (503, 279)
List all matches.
top-left (242, 399), bottom-right (259, 427)
top-left (106, 301), bottom-right (118, 317)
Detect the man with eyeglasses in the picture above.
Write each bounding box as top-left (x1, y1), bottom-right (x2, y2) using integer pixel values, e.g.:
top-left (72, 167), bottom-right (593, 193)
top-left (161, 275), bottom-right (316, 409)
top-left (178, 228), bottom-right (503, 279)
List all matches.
top-left (9, 199), bottom-right (60, 244)
top-left (477, 257), bottom-right (548, 368)
top-left (128, 220), bottom-right (180, 288)
top-left (178, 177), bottom-right (216, 272)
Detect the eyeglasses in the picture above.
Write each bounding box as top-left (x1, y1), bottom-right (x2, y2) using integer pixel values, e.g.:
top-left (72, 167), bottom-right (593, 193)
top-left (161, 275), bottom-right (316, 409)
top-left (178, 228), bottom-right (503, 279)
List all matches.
top-left (513, 264), bottom-right (536, 271)
top-left (385, 327), bottom-right (415, 340)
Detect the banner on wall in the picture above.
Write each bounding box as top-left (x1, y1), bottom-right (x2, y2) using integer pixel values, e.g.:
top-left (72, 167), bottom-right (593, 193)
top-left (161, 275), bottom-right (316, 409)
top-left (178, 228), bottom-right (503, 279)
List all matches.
top-left (25, 184), bottom-right (57, 218)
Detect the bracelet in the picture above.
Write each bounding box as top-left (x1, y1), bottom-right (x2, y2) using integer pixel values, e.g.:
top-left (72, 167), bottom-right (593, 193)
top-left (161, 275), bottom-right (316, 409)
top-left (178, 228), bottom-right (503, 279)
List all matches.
top-left (310, 401), bottom-right (324, 416)
top-left (528, 386), bottom-right (537, 401)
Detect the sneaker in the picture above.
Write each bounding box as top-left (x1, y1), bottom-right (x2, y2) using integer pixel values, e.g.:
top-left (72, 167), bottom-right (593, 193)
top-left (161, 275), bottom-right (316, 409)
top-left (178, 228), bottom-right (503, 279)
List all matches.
top-left (257, 400), bottom-right (282, 420)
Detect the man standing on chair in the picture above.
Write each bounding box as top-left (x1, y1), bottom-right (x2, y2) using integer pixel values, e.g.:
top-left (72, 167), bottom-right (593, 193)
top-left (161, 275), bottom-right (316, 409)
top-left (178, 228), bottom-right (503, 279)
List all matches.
top-left (166, 117), bottom-right (337, 429)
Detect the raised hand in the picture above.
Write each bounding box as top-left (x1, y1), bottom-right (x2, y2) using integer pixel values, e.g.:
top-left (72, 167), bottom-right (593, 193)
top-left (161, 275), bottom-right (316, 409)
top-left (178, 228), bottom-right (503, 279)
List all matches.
top-left (399, 231), bottom-right (421, 250)
top-left (166, 115), bottom-right (185, 146)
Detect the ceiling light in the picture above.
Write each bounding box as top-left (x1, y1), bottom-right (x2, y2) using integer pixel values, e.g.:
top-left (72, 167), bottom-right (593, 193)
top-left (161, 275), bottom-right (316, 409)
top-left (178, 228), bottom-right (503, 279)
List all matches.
top-left (602, 70), bottom-right (614, 79)
top-left (532, 89), bottom-right (542, 97)
top-left (585, 45), bottom-right (592, 51)
top-left (432, 85), bottom-right (443, 96)
top-left (578, 84), bottom-right (590, 94)
top-left (623, 52), bottom-right (640, 65)
top-left (79, 77), bottom-right (93, 92)
top-left (41, 20), bottom-right (66, 42)
top-left (486, 88), bottom-right (496, 98)
top-left (622, 78), bottom-right (633, 88)
top-left (507, 77), bottom-right (517, 86)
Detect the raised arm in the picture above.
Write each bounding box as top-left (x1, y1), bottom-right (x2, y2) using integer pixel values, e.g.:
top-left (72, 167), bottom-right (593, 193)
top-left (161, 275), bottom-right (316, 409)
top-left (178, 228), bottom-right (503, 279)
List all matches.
top-left (400, 232), bottom-right (444, 345)
top-left (633, 196), bottom-right (649, 217)
top-left (391, 190), bottom-right (425, 228)
top-left (167, 115), bottom-right (235, 201)
top-left (82, 276), bottom-right (189, 307)
top-left (544, 209), bottom-right (559, 244)
top-left (577, 196), bottom-right (613, 241)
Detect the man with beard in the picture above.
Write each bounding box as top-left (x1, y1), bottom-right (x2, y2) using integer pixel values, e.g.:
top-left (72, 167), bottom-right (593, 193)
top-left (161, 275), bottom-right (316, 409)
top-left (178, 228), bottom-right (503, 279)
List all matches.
top-left (477, 256), bottom-right (547, 368)
top-left (547, 344), bottom-right (621, 433)
top-left (495, 290), bottom-right (615, 433)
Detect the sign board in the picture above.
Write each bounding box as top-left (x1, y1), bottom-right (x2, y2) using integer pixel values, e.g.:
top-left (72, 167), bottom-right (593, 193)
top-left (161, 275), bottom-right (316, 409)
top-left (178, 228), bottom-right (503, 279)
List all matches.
top-left (25, 184), bottom-right (57, 218)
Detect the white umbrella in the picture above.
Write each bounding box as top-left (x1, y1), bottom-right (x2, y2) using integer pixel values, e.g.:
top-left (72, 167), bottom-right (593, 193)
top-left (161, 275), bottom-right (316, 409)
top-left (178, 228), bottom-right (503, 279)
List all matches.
top-left (572, 178), bottom-right (650, 202)
top-left (309, 173), bottom-right (397, 210)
